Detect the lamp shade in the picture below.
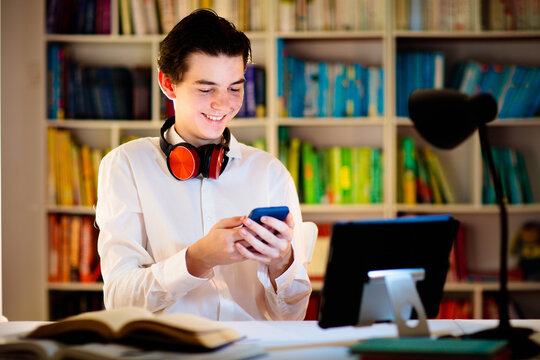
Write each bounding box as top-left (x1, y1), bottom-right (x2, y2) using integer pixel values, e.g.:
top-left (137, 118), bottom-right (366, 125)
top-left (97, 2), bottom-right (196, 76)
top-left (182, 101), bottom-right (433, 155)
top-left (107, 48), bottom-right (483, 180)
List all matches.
top-left (408, 89), bottom-right (498, 149)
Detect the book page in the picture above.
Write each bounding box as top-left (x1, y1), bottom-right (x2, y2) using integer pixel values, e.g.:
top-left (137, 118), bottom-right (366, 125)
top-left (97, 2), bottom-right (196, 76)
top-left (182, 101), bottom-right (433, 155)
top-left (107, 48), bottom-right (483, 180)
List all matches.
top-left (63, 307), bottom-right (154, 333)
top-left (27, 307), bottom-right (154, 340)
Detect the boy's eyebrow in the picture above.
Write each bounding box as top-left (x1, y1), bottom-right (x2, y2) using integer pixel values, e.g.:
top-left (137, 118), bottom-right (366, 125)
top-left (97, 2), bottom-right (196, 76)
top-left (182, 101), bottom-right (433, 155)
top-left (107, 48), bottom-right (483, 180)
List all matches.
top-left (194, 78), bottom-right (246, 86)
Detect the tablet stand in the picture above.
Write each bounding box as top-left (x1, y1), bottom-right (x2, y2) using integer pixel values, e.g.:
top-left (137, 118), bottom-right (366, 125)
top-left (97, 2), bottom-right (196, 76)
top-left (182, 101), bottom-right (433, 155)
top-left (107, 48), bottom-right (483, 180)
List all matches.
top-left (358, 268), bottom-right (429, 337)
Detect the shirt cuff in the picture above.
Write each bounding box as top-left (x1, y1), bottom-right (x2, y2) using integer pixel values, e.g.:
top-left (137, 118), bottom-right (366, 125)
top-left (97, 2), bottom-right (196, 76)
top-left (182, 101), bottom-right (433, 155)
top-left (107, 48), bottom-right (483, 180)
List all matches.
top-left (258, 247), bottom-right (306, 294)
top-left (151, 248), bottom-right (213, 297)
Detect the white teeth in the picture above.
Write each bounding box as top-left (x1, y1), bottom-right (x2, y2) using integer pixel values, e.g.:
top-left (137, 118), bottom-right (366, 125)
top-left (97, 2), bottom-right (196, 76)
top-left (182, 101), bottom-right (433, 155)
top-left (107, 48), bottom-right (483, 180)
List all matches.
top-left (204, 114), bottom-right (225, 121)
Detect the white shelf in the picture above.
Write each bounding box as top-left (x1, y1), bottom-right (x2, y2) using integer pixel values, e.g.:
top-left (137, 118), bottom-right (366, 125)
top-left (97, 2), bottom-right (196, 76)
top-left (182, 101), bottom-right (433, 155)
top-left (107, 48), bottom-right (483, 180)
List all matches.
top-left (40, 0), bottom-right (540, 320)
top-left (48, 282), bottom-right (103, 292)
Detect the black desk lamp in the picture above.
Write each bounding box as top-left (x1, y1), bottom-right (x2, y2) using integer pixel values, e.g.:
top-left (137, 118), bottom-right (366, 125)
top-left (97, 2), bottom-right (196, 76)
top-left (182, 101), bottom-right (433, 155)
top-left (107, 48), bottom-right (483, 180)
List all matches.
top-left (408, 89), bottom-right (540, 359)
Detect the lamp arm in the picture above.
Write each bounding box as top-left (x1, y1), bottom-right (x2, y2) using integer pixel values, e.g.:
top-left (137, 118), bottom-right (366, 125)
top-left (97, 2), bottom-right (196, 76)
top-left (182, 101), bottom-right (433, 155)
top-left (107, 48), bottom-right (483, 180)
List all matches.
top-left (477, 124), bottom-right (510, 332)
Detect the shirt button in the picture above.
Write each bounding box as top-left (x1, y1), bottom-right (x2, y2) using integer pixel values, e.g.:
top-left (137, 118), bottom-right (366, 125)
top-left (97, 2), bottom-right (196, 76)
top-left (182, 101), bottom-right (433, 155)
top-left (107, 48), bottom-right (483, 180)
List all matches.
top-left (207, 216), bottom-right (212, 221)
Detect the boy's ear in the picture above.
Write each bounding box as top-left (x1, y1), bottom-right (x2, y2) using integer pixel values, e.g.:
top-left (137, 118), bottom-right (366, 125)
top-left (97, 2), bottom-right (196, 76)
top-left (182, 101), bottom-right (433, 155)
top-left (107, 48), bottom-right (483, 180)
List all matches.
top-left (158, 70), bottom-right (176, 99)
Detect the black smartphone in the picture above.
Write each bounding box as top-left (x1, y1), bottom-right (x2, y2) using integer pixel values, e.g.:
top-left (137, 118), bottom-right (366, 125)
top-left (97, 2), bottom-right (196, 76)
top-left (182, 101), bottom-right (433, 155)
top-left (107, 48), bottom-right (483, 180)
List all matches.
top-left (248, 206), bottom-right (289, 224)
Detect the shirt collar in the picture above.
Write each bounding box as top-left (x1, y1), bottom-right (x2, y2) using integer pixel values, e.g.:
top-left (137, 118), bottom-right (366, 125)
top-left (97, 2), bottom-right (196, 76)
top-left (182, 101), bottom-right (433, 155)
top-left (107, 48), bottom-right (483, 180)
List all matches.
top-left (164, 126), bottom-right (242, 159)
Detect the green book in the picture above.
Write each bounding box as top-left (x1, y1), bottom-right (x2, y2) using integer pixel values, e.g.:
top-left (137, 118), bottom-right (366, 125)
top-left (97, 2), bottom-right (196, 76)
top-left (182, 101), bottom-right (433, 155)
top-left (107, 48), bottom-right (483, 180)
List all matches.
top-left (370, 148), bottom-right (383, 204)
top-left (356, 147), bottom-right (372, 204)
top-left (350, 338), bottom-right (509, 359)
top-left (340, 147), bottom-right (353, 204)
top-left (302, 141), bottom-right (316, 204)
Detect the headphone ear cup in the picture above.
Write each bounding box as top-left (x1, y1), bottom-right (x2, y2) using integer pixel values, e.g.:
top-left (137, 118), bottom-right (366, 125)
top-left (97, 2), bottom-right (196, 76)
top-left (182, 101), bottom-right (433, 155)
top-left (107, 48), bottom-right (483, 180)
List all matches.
top-left (168, 144), bottom-right (200, 180)
top-left (208, 145), bottom-right (226, 180)
top-left (198, 145), bottom-right (214, 179)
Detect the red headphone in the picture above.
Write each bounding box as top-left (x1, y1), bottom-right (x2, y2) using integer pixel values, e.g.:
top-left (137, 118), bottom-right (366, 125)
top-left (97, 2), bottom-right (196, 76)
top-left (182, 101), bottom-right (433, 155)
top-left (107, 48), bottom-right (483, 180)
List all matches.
top-left (159, 117), bottom-right (230, 180)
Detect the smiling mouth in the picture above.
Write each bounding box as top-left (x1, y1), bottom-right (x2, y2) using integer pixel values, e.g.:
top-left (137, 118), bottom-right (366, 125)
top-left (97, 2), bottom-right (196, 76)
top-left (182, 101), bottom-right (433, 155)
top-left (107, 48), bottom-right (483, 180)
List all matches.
top-left (203, 113), bottom-right (226, 121)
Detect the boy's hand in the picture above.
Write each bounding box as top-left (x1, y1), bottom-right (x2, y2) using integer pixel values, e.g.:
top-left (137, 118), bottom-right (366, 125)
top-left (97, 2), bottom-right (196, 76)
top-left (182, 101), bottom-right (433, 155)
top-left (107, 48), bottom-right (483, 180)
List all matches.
top-left (235, 213), bottom-right (295, 284)
top-left (186, 216), bottom-right (248, 277)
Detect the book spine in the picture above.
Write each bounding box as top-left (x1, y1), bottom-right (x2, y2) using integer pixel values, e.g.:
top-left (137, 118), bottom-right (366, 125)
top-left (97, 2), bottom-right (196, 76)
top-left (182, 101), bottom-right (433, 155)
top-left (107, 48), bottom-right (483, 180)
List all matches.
top-left (401, 137), bottom-right (417, 204)
top-left (119, 0), bottom-right (133, 34)
top-left (48, 214), bottom-right (60, 282)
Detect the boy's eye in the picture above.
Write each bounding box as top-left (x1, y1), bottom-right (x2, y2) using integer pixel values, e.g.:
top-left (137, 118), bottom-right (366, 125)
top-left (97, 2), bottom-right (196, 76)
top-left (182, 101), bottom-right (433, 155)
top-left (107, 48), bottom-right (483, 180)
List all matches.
top-left (229, 87), bottom-right (241, 92)
top-left (199, 89), bottom-right (212, 93)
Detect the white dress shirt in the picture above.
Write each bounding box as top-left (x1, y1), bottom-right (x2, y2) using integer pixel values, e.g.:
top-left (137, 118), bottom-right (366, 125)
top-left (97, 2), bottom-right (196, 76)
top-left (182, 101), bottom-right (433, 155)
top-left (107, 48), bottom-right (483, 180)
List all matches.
top-left (96, 126), bottom-right (311, 321)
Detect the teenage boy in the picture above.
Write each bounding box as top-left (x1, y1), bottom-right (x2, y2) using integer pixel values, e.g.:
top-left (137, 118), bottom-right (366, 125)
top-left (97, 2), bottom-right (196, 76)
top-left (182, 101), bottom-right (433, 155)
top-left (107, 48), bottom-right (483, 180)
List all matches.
top-left (96, 9), bottom-right (311, 320)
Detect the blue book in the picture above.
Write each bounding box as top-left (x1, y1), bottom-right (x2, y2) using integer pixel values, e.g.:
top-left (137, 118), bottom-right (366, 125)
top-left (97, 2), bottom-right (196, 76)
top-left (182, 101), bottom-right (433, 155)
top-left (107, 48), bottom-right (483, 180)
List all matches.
top-left (459, 61), bottom-right (483, 95)
top-left (409, 0), bottom-right (423, 31)
top-left (46, 45), bottom-right (57, 118)
top-left (276, 38), bottom-right (285, 106)
top-left (514, 150), bottom-right (534, 203)
top-left (490, 64), bottom-right (509, 101)
top-left (65, 61), bottom-right (76, 119)
top-left (477, 63), bottom-right (493, 94)
top-left (84, 0), bottom-right (97, 34)
top-left (254, 66), bottom-right (266, 117)
top-left (318, 62), bottom-right (329, 117)
top-left (110, 67), bottom-right (133, 120)
top-left (98, 68), bottom-right (115, 119)
top-left (482, 151), bottom-right (496, 205)
top-left (345, 65), bottom-right (355, 117)
top-left (285, 56), bottom-right (295, 117)
top-left (526, 68), bottom-right (540, 116)
top-left (304, 62), bottom-right (319, 117)
top-left (244, 65), bottom-right (257, 117)
top-left (449, 61), bottom-right (467, 90)
top-left (500, 147), bottom-right (522, 204)
top-left (505, 67), bottom-right (530, 117)
top-left (377, 68), bottom-right (384, 116)
top-left (351, 63), bottom-right (362, 117)
top-left (291, 57), bottom-right (306, 117)
top-left (396, 53), bottom-right (404, 116)
top-left (354, 63), bottom-right (367, 117)
top-left (514, 67), bottom-right (539, 117)
top-left (423, 52), bottom-right (434, 89)
top-left (367, 67), bottom-right (379, 117)
top-left (499, 66), bottom-right (524, 118)
top-left (332, 63), bottom-right (347, 117)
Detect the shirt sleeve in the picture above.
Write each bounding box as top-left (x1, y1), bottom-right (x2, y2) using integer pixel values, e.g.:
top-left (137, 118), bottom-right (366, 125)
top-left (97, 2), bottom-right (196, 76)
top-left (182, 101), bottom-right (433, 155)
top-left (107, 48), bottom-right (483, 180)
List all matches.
top-left (96, 147), bottom-right (209, 313)
top-left (256, 166), bottom-right (312, 320)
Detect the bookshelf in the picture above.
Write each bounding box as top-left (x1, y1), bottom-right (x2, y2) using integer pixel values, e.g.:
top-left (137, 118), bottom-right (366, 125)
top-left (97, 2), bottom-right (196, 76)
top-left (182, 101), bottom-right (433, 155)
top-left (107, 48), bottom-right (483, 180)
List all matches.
top-left (41, 0), bottom-right (540, 320)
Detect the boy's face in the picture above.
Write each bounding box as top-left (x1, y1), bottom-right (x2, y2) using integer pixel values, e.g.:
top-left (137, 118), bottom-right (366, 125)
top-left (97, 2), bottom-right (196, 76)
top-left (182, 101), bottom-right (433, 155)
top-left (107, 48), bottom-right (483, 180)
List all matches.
top-left (163, 53), bottom-right (245, 147)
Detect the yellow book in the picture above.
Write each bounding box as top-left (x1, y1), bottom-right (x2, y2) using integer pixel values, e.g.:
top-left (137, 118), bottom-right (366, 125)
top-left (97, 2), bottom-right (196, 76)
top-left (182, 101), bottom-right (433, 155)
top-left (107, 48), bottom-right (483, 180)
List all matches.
top-left (421, 148), bottom-right (443, 204)
top-left (91, 148), bottom-right (104, 199)
top-left (47, 128), bottom-right (58, 205)
top-left (80, 145), bottom-right (95, 207)
top-left (27, 307), bottom-right (243, 351)
top-left (58, 130), bottom-right (74, 206)
top-left (71, 143), bottom-right (83, 206)
top-left (424, 147), bottom-right (456, 204)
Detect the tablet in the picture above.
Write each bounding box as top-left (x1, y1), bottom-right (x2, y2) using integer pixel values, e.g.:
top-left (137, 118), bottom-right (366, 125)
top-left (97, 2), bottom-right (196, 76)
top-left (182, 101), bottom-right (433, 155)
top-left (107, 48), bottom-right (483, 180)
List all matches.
top-left (318, 214), bottom-right (460, 329)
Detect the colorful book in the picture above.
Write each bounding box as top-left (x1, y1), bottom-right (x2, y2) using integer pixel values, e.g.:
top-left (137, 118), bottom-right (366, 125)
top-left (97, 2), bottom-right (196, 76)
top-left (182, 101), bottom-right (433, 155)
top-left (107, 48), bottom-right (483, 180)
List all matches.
top-left (401, 137), bottom-right (417, 204)
top-left (350, 338), bottom-right (509, 359)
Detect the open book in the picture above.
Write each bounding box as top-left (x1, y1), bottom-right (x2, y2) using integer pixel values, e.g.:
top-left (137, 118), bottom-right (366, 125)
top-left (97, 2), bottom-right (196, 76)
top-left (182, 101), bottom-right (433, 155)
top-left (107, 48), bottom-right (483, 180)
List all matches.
top-left (0, 339), bottom-right (265, 360)
top-left (25, 307), bottom-right (243, 351)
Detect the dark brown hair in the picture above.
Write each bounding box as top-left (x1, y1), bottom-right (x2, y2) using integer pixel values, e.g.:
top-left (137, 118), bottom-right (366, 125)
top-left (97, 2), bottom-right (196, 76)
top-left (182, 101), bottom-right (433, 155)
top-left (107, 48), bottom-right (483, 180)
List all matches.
top-left (157, 9), bottom-right (252, 84)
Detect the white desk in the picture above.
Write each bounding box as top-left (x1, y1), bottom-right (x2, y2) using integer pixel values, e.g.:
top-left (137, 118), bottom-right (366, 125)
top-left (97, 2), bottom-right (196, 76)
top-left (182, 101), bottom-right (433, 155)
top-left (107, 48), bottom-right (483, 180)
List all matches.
top-left (1, 320), bottom-right (539, 359)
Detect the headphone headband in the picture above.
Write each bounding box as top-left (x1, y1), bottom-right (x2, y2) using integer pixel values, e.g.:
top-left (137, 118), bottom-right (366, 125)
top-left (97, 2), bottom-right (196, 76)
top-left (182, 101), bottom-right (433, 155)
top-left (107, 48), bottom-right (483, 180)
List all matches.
top-left (159, 116), bottom-right (231, 180)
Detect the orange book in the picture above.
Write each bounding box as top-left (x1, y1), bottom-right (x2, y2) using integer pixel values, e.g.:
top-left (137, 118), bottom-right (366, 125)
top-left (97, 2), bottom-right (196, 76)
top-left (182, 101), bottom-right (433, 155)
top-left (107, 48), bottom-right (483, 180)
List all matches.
top-left (48, 214), bottom-right (59, 282)
top-left (59, 215), bottom-right (71, 282)
top-left (69, 216), bottom-right (82, 282)
top-left (79, 216), bottom-right (95, 283)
